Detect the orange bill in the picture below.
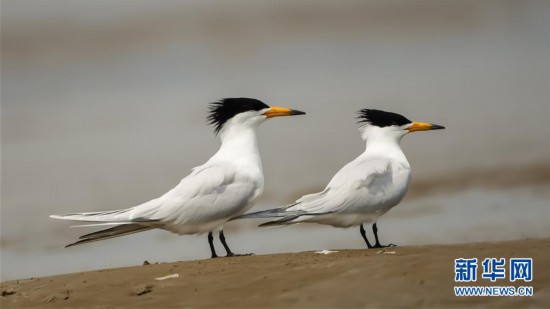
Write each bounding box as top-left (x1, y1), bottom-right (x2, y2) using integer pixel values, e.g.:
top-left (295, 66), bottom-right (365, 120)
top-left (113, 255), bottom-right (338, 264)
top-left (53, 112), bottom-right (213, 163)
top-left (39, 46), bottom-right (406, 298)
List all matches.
top-left (407, 122), bottom-right (445, 132)
top-left (263, 106), bottom-right (306, 118)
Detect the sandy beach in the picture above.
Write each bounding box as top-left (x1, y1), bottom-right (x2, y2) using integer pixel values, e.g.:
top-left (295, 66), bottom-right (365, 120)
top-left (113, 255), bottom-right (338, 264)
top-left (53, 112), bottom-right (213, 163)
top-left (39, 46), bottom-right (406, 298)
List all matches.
top-left (2, 238), bottom-right (548, 308)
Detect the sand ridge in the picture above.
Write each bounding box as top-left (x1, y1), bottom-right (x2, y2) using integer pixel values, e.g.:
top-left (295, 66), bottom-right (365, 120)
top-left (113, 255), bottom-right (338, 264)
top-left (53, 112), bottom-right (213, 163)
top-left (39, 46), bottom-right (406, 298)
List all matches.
top-left (2, 238), bottom-right (549, 308)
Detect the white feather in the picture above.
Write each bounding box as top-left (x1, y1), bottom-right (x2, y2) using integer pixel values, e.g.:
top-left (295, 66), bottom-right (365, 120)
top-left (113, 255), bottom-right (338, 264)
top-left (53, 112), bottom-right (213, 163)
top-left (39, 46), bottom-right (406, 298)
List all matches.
top-left (255, 123), bottom-right (413, 228)
top-left (51, 110), bottom-right (267, 236)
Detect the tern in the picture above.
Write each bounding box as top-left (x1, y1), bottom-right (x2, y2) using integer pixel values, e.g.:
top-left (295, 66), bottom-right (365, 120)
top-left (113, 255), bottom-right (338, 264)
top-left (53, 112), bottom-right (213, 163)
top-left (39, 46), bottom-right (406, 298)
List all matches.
top-left (237, 109), bottom-right (444, 248)
top-left (50, 98), bottom-right (305, 257)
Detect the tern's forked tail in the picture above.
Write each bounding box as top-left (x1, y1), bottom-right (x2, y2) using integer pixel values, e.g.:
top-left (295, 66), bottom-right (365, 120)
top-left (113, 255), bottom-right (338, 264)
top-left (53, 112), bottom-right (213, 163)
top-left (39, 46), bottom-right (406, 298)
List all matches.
top-left (65, 224), bottom-right (155, 247)
top-left (50, 209), bottom-right (159, 247)
top-left (232, 207), bottom-right (294, 220)
top-left (233, 205), bottom-right (329, 227)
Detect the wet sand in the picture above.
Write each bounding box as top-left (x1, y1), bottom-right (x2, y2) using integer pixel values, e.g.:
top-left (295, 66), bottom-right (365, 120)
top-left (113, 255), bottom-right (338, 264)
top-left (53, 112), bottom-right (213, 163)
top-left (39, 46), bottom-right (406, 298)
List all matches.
top-left (2, 238), bottom-right (549, 308)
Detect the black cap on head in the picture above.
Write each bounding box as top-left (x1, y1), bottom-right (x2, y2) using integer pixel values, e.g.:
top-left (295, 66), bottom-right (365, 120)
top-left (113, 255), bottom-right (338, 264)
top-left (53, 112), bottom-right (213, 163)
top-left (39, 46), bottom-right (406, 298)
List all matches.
top-left (358, 109), bottom-right (412, 128)
top-left (208, 98), bottom-right (270, 133)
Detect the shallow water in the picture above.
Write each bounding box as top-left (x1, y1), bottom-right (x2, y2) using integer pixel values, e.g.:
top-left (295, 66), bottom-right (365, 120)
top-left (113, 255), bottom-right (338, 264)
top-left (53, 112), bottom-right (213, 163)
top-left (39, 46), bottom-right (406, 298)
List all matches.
top-left (2, 185), bottom-right (549, 281)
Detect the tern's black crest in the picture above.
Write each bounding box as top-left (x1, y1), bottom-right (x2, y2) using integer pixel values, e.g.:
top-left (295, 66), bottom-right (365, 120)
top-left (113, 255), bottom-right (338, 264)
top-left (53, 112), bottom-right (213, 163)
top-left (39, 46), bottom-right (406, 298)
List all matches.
top-left (358, 109), bottom-right (412, 127)
top-left (208, 98), bottom-right (270, 133)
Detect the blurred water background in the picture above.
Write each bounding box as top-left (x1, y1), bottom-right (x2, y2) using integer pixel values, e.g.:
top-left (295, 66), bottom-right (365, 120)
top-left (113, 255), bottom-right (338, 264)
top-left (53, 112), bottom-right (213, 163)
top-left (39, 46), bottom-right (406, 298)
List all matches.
top-left (2, 0), bottom-right (549, 281)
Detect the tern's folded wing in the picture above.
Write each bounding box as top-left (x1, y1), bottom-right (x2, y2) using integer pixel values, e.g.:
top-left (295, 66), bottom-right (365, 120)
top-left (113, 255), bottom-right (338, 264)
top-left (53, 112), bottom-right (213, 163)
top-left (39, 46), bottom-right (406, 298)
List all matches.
top-left (291, 158), bottom-right (392, 214)
top-left (151, 163), bottom-right (260, 225)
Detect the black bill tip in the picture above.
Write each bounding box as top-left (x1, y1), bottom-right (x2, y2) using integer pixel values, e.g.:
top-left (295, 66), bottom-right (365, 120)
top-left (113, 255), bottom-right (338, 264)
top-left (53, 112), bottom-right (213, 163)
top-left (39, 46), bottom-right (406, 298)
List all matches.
top-left (290, 110), bottom-right (306, 116)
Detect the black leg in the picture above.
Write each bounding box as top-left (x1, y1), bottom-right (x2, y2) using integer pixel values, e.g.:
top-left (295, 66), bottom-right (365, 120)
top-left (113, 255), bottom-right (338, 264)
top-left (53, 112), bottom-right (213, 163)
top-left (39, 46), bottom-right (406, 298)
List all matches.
top-left (219, 230), bottom-right (235, 257)
top-left (218, 230), bottom-right (254, 257)
top-left (372, 222), bottom-right (395, 248)
top-left (359, 224), bottom-right (373, 249)
top-left (373, 222), bottom-right (381, 247)
top-left (208, 232), bottom-right (218, 258)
